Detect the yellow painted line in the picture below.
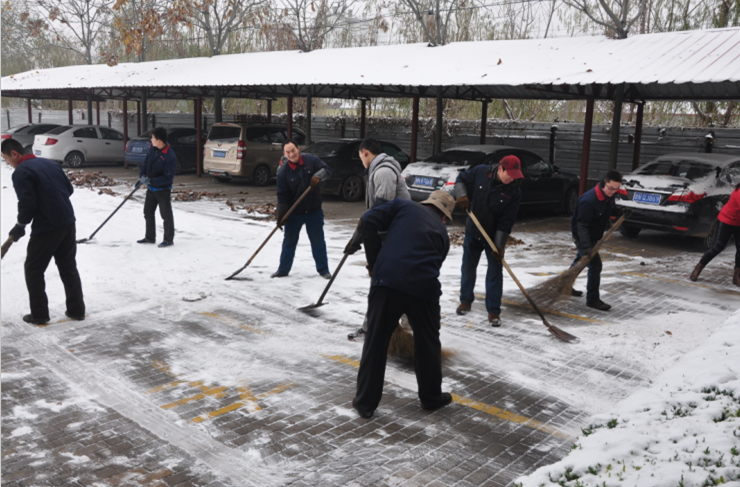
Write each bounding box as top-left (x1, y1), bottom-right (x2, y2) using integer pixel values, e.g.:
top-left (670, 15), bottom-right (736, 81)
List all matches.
top-left (160, 384), bottom-right (228, 410)
top-left (620, 271), bottom-right (740, 296)
top-left (143, 380), bottom-right (185, 395)
top-left (323, 354), bottom-right (360, 368)
top-left (472, 293), bottom-right (607, 324)
top-left (190, 383), bottom-right (294, 423)
top-left (451, 394), bottom-right (572, 440)
top-left (199, 312), bottom-right (265, 334)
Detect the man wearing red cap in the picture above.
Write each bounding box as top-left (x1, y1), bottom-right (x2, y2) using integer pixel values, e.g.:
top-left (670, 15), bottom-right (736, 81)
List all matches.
top-left (453, 155), bottom-right (524, 327)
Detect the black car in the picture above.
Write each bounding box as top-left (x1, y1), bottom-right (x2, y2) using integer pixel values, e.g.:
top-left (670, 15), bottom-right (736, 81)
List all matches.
top-left (301, 139), bottom-right (410, 202)
top-left (616, 153), bottom-right (740, 249)
top-left (125, 127), bottom-right (205, 174)
top-left (401, 145), bottom-right (581, 214)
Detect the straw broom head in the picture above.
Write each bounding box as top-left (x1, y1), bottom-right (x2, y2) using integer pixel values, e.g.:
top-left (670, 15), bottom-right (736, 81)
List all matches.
top-left (387, 325), bottom-right (454, 359)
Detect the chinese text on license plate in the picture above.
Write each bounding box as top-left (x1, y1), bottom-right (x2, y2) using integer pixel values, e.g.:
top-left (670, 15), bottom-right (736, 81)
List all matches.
top-left (633, 192), bottom-right (661, 205)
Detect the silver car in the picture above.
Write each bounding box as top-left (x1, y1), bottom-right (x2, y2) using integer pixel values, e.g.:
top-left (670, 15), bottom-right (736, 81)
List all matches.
top-left (1, 123), bottom-right (61, 154)
top-left (32, 125), bottom-right (125, 167)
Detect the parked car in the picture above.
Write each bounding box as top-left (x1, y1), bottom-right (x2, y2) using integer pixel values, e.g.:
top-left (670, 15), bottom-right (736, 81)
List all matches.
top-left (300, 138), bottom-right (410, 202)
top-left (615, 153), bottom-right (740, 249)
top-left (1, 123), bottom-right (62, 154)
top-left (203, 123), bottom-right (306, 186)
top-left (402, 145), bottom-right (580, 214)
top-left (125, 127), bottom-right (205, 174)
top-left (32, 125), bottom-right (125, 167)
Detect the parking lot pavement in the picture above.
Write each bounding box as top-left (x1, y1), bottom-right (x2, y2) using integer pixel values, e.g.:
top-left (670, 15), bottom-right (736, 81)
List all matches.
top-left (3, 169), bottom-right (738, 487)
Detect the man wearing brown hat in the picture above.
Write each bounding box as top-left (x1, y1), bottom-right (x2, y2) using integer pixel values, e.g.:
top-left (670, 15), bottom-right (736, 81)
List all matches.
top-left (352, 190), bottom-right (454, 419)
top-left (454, 155), bottom-right (524, 327)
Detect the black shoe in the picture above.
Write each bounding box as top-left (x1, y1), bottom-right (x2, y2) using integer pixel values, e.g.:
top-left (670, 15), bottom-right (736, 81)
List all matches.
top-left (456, 303), bottom-right (471, 315)
top-left (320, 272), bottom-right (332, 280)
top-left (158, 241), bottom-right (174, 248)
top-left (348, 327), bottom-right (366, 341)
top-left (23, 314), bottom-right (49, 325)
top-left (421, 392), bottom-right (453, 411)
top-left (352, 398), bottom-right (373, 419)
top-left (137, 238), bottom-right (155, 244)
top-left (587, 300), bottom-right (611, 311)
top-left (571, 288), bottom-right (584, 297)
top-left (271, 271), bottom-right (288, 278)
top-left (65, 311), bottom-right (85, 321)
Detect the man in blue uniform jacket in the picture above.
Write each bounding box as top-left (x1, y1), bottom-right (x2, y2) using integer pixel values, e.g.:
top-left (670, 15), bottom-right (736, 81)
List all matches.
top-left (137, 127), bottom-right (177, 248)
top-left (352, 191), bottom-right (455, 419)
top-left (272, 139), bottom-right (332, 279)
top-left (2, 138), bottom-right (85, 325)
top-left (454, 155), bottom-right (523, 327)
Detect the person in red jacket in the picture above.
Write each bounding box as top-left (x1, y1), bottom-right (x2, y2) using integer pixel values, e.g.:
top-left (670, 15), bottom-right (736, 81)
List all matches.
top-left (690, 183), bottom-right (740, 286)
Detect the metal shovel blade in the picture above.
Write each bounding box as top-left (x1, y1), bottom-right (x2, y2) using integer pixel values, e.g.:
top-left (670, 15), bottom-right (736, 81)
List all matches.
top-left (298, 301), bottom-right (327, 312)
top-left (547, 325), bottom-right (579, 343)
top-left (76, 237), bottom-right (91, 244)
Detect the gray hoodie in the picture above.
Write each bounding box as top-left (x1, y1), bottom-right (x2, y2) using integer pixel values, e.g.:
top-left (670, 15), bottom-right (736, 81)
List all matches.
top-left (365, 153), bottom-right (411, 209)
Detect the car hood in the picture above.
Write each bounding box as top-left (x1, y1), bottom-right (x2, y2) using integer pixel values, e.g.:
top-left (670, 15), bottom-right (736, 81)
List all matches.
top-left (402, 162), bottom-right (468, 180)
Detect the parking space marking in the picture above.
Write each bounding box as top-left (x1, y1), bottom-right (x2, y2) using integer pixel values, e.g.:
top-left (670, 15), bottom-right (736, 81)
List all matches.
top-left (324, 355), bottom-right (572, 440)
top-left (620, 271), bottom-right (740, 296)
top-left (161, 384), bottom-right (229, 410)
top-left (199, 312), bottom-right (265, 334)
top-left (190, 383), bottom-right (294, 423)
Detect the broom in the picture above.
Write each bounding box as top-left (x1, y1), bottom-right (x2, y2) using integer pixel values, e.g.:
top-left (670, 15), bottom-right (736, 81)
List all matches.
top-left (528, 214), bottom-right (627, 308)
top-left (387, 316), bottom-right (454, 359)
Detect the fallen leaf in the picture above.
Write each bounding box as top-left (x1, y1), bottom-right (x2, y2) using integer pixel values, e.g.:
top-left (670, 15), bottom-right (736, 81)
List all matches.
top-left (497, 59), bottom-right (502, 65)
top-left (587, 69), bottom-right (593, 72)
top-left (482, 73), bottom-right (487, 78)
top-left (666, 331), bottom-right (672, 335)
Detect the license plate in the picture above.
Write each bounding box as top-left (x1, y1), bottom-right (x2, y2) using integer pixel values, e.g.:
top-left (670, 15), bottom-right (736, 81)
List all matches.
top-left (210, 171), bottom-right (224, 176)
top-left (633, 192), bottom-right (662, 205)
top-left (415, 176), bottom-right (435, 188)
top-left (132, 147), bottom-right (143, 153)
top-left (213, 151), bottom-right (226, 158)
top-left (34, 150), bottom-right (41, 155)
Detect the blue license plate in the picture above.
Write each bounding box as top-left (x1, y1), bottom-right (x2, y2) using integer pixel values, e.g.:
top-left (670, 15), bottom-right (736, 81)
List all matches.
top-left (213, 151), bottom-right (226, 158)
top-left (633, 192), bottom-right (662, 205)
top-left (415, 176), bottom-right (435, 188)
top-left (34, 150), bottom-right (41, 155)
top-left (132, 147), bottom-right (143, 153)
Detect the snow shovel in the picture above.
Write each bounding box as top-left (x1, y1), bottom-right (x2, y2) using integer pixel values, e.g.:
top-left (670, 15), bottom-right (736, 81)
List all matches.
top-left (1, 236), bottom-right (14, 259)
top-left (225, 185), bottom-right (314, 281)
top-left (298, 252), bottom-right (350, 312)
top-left (77, 181), bottom-right (142, 244)
top-left (467, 210), bottom-right (578, 343)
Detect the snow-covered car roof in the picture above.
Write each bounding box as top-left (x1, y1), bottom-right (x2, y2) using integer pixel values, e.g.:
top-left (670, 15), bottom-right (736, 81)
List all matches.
top-left (647, 153), bottom-right (740, 167)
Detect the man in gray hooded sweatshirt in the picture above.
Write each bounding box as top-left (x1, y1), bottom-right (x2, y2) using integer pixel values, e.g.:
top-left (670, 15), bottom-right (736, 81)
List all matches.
top-left (345, 138), bottom-right (412, 340)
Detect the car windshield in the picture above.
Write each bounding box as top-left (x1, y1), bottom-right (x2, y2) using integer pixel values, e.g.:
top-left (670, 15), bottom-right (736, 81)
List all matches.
top-left (7, 124), bottom-right (31, 134)
top-left (303, 142), bottom-right (346, 157)
top-left (425, 150), bottom-right (488, 166)
top-left (47, 126), bottom-right (72, 135)
top-left (208, 126), bottom-right (241, 143)
top-left (637, 160), bottom-right (715, 181)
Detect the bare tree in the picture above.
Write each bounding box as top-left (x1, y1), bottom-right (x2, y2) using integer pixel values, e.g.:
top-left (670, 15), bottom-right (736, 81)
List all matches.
top-left (562, 0), bottom-right (648, 38)
top-left (110, 0), bottom-right (168, 62)
top-left (275, 0), bottom-right (358, 52)
top-left (29, 0), bottom-right (114, 64)
top-left (399, 0), bottom-right (468, 46)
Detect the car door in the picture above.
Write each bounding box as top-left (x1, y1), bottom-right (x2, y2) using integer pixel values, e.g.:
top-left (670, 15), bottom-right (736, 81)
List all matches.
top-left (71, 127), bottom-right (102, 161)
top-left (514, 150), bottom-right (561, 204)
top-left (244, 127), bottom-right (272, 174)
top-left (98, 127), bottom-right (125, 163)
top-left (169, 129), bottom-right (198, 169)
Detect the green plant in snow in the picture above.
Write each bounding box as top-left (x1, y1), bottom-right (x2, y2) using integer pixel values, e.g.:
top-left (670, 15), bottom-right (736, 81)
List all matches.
top-left (607, 418), bottom-right (619, 428)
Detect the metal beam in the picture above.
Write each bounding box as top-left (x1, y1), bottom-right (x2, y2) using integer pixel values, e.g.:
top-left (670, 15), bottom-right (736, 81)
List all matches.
top-left (579, 98), bottom-right (595, 196)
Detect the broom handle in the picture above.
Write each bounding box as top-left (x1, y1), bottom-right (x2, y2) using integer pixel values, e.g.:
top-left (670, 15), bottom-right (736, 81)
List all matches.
top-left (315, 252), bottom-right (349, 306)
top-left (574, 213), bottom-right (628, 268)
top-left (467, 210), bottom-right (553, 327)
top-left (1, 236), bottom-right (14, 259)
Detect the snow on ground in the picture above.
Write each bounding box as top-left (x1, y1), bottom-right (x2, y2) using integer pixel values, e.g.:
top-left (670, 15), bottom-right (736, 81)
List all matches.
top-left (516, 309), bottom-right (740, 487)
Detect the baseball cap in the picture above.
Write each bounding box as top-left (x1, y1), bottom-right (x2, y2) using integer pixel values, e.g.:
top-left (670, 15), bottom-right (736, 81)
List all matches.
top-left (421, 190), bottom-right (455, 222)
top-left (499, 155), bottom-right (524, 180)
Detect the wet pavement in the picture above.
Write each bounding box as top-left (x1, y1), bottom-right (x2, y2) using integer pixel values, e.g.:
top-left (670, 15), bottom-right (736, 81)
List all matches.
top-left (2, 169), bottom-right (739, 487)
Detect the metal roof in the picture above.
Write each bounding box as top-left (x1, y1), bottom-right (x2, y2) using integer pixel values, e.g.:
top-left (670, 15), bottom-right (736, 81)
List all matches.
top-left (3, 27), bottom-right (740, 102)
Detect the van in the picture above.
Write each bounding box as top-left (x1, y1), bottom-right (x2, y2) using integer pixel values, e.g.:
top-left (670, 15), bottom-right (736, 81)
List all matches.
top-left (203, 123), bottom-right (306, 185)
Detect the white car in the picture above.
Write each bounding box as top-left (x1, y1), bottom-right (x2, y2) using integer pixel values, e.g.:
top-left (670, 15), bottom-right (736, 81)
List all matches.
top-left (32, 125), bottom-right (125, 168)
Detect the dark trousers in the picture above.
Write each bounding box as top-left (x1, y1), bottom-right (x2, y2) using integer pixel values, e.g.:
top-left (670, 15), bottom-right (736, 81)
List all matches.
top-left (144, 189), bottom-right (175, 243)
top-left (277, 209), bottom-right (329, 275)
top-left (24, 224), bottom-right (85, 321)
top-left (700, 221), bottom-right (740, 267)
top-left (571, 246), bottom-right (603, 304)
top-left (459, 231), bottom-right (503, 315)
top-left (354, 286), bottom-right (444, 416)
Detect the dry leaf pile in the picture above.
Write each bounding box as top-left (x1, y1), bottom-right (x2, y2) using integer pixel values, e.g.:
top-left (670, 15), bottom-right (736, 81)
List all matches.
top-left (225, 199), bottom-right (276, 216)
top-left (172, 190), bottom-right (226, 201)
top-left (66, 171), bottom-right (117, 188)
top-left (449, 229), bottom-right (524, 248)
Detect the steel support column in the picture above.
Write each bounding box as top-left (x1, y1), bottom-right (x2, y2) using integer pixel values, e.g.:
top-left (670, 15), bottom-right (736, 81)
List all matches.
top-left (122, 98), bottom-right (129, 168)
top-left (214, 88), bottom-right (222, 123)
top-left (411, 96), bottom-right (419, 163)
top-left (579, 99), bottom-right (595, 196)
top-left (632, 103), bottom-right (644, 171)
top-left (87, 96), bottom-right (93, 125)
top-left (608, 84), bottom-right (625, 171)
top-left (287, 96), bottom-right (293, 139)
top-left (306, 88), bottom-right (312, 144)
top-left (267, 100), bottom-right (272, 123)
top-left (27, 98), bottom-right (32, 123)
top-left (360, 100), bottom-right (366, 138)
top-left (68, 96), bottom-right (73, 125)
top-left (196, 96), bottom-right (203, 177)
top-left (141, 91), bottom-right (148, 132)
top-left (480, 100), bottom-right (488, 144)
top-left (136, 101), bottom-right (141, 136)
top-left (435, 87), bottom-right (443, 154)
top-left (96, 101), bottom-right (100, 125)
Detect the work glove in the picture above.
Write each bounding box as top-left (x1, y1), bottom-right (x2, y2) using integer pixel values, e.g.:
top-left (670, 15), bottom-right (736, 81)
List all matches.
top-left (366, 264), bottom-right (373, 278)
top-left (9, 223), bottom-right (25, 242)
top-left (492, 230), bottom-right (508, 262)
top-left (310, 176), bottom-right (322, 188)
top-left (276, 203), bottom-right (289, 230)
top-left (493, 247), bottom-right (505, 263)
top-left (456, 196), bottom-right (470, 211)
top-left (344, 227), bottom-right (362, 255)
top-left (138, 176), bottom-right (150, 187)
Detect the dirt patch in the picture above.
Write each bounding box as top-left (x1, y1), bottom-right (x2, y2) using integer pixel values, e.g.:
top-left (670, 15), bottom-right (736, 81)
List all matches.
top-left (449, 229), bottom-right (525, 247)
top-left (66, 171), bottom-right (117, 188)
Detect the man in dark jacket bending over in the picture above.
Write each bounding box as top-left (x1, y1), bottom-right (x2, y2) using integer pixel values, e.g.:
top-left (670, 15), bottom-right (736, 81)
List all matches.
top-left (571, 170), bottom-right (623, 311)
top-left (137, 127), bottom-right (177, 248)
top-left (2, 138), bottom-right (85, 325)
top-left (352, 191), bottom-right (455, 419)
top-left (454, 155), bottom-right (523, 327)
top-left (272, 139), bottom-right (332, 279)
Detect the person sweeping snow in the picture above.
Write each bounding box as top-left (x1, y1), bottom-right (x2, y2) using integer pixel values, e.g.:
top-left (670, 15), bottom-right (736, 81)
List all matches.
top-left (352, 191), bottom-right (455, 419)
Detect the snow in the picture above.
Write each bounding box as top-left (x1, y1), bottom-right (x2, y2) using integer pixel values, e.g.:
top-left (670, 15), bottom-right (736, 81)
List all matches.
top-left (515, 310), bottom-right (740, 487)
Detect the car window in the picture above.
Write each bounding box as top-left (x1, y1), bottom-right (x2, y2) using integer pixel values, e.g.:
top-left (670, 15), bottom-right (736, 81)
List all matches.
top-left (245, 127), bottom-right (271, 143)
top-left (73, 127), bottom-right (98, 139)
top-left (208, 126), bottom-right (241, 143)
top-left (99, 127), bottom-right (123, 140)
top-left (7, 124), bottom-right (32, 134)
top-left (637, 160), bottom-right (714, 180)
top-left (269, 129), bottom-right (286, 144)
top-left (28, 125), bottom-right (58, 135)
top-left (382, 144), bottom-right (409, 164)
top-left (516, 151), bottom-right (551, 176)
top-left (426, 150), bottom-right (488, 166)
top-left (291, 131), bottom-right (306, 145)
top-left (48, 126), bottom-right (72, 135)
top-left (303, 141), bottom-right (346, 157)
top-left (176, 133), bottom-right (197, 144)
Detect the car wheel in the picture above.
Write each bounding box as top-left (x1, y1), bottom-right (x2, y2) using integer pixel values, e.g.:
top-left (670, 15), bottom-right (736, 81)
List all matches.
top-left (619, 224), bottom-right (641, 238)
top-left (701, 220), bottom-right (720, 251)
top-left (65, 151), bottom-right (85, 168)
top-left (253, 165), bottom-right (271, 186)
top-left (562, 187), bottom-right (578, 215)
top-left (341, 175), bottom-right (364, 202)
